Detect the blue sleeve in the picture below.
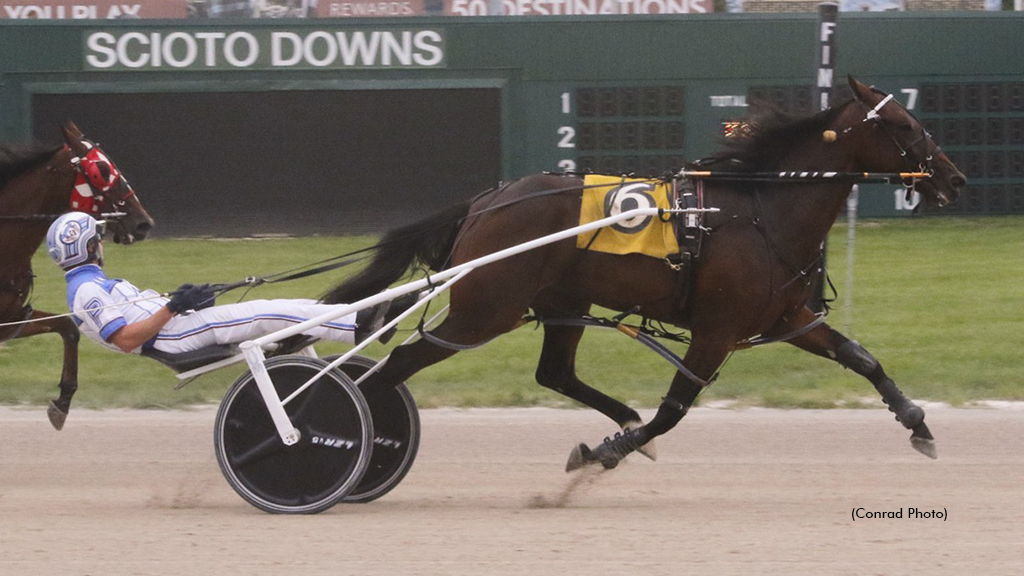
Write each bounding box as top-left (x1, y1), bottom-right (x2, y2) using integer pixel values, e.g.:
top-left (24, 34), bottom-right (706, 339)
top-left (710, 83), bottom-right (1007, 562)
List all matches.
top-left (99, 317), bottom-right (128, 341)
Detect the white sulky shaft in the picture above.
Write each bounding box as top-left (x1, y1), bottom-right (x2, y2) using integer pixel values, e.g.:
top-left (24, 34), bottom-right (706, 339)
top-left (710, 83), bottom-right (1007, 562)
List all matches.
top-left (242, 205), bottom-right (717, 444)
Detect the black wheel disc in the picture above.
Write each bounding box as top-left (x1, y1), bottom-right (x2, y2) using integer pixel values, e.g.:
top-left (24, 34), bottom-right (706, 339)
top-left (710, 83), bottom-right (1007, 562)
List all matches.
top-left (326, 355), bottom-right (420, 503)
top-left (214, 356), bottom-right (372, 514)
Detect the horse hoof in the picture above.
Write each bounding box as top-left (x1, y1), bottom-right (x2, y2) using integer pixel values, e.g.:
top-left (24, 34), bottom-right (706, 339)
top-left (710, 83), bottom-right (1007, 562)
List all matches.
top-left (910, 436), bottom-right (937, 459)
top-left (909, 422), bottom-right (936, 459)
top-left (565, 443), bottom-right (592, 472)
top-left (47, 401), bottom-right (67, 431)
top-left (623, 421), bottom-right (657, 461)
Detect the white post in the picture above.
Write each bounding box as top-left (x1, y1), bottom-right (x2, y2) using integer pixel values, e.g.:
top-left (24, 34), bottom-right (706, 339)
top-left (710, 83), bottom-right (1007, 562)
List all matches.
top-left (845, 185), bottom-right (858, 335)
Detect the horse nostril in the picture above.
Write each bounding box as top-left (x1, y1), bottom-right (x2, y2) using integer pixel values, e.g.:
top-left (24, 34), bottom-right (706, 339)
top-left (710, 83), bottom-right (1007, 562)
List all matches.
top-left (135, 222), bottom-right (152, 237)
top-left (951, 175), bottom-right (967, 189)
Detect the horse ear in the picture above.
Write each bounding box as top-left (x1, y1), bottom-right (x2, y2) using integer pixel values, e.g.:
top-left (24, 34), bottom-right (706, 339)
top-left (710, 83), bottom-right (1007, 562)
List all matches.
top-left (847, 76), bottom-right (871, 103)
top-left (62, 121), bottom-right (89, 156)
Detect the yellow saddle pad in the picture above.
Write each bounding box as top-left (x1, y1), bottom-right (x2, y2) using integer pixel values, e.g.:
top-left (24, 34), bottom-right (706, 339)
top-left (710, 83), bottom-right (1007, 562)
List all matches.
top-left (577, 175), bottom-right (679, 258)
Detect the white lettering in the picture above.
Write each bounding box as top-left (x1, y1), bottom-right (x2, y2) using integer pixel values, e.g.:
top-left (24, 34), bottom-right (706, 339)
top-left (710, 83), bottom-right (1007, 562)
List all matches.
top-left (817, 68), bottom-right (833, 89)
top-left (710, 95), bottom-right (749, 107)
top-left (120, 5), bottom-right (142, 17)
top-left (271, 32), bottom-right (303, 66)
top-left (195, 32), bottom-right (226, 67)
top-left (304, 31), bottom-right (338, 67)
top-left (116, 32), bottom-right (150, 68)
top-left (450, 0), bottom-right (489, 14)
top-left (85, 32), bottom-right (118, 69)
top-left (3, 3), bottom-right (146, 19)
top-left (382, 31), bottom-right (412, 66)
top-left (150, 32), bottom-right (162, 67)
top-left (224, 32), bottom-right (258, 67)
top-left (900, 88), bottom-right (918, 111)
top-left (23, 6), bottom-right (49, 18)
top-left (412, 30), bottom-right (443, 66)
top-left (83, 29), bottom-right (444, 69)
top-left (820, 22), bottom-right (835, 43)
top-left (163, 32), bottom-right (197, 68)
top-left (336, 31), bottom-right (381, 66)
top-left (495, 0), bottom-right (705, 14)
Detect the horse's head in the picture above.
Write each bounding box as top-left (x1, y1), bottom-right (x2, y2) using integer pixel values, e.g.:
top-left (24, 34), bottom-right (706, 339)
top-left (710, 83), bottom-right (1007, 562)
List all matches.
top-left (842, 77), bottom-right (966, 207)
top-left (61, 121), bottom-right (154, 244)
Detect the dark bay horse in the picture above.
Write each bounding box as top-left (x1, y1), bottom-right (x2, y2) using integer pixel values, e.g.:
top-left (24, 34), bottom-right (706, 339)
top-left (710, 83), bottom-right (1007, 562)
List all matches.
top-left (0, 122), bottom-right (154, 430)
top-left (325, 77), bottom-right (965, 468)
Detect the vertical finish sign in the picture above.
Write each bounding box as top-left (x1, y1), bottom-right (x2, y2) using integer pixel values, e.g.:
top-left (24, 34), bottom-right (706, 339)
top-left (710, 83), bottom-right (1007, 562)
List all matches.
top-left (816, 2), bottom-right (838, 111)
top-left (812, 2), bottom-right (838, 314)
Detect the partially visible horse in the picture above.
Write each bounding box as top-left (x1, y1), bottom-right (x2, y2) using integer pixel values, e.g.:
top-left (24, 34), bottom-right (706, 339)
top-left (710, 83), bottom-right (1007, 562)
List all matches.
top-left (0, 122), bottom-right (154, 430)
top-left (325, 77), bottom-right (965, 467)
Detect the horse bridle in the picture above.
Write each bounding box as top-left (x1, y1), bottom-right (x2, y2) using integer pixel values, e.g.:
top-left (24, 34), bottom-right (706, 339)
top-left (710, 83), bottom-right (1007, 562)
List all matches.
top-left (0, 139), bottom-right (135, 224)
top-left (69, 139), bottom-right (137, 219)
top-left (850, 90), bottom-right (941, 197)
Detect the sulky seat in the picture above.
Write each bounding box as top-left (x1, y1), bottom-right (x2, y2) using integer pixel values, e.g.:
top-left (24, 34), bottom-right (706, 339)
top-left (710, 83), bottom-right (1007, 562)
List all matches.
top-left (141, 344), bottom-right (241, 374)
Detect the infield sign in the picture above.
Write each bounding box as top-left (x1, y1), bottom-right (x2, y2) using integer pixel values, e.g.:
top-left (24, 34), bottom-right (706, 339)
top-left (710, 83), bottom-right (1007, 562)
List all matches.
top-left (83, 28), bottom-right (446, 70)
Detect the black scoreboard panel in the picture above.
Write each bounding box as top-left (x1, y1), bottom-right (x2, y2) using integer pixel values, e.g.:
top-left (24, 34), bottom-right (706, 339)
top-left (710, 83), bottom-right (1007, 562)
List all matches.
top-left (573, 86), bottom-right (687, 177)
top-left (32, 89), bottom-right (502, 236)
top-left (918, 82), bottom-right (1024, 215)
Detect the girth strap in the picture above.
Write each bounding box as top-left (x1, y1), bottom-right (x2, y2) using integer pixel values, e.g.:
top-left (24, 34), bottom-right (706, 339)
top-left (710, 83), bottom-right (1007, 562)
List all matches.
top-left (543, 316), bottom-right (709, 388)
top-left (0, 304), bottom-right (34, 343)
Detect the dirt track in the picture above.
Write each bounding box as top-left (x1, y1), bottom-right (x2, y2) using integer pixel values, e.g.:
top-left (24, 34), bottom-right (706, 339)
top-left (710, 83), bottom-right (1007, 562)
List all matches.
top-left (1, 405), bottom-right (1021, 575)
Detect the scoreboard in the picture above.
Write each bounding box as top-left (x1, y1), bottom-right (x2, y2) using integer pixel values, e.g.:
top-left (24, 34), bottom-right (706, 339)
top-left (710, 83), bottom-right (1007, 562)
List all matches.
top-left (918, 82), bottom-right (1024, 214)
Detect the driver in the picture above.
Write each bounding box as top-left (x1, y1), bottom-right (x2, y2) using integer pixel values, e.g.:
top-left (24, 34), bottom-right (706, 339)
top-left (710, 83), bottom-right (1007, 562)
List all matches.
top-left (46, 212), bottom-right (414, 355)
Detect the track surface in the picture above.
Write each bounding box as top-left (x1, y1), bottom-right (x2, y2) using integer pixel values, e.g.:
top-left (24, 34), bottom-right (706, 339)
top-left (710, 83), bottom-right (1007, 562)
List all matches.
top-left (1, 406), bottom-right (1021, 575)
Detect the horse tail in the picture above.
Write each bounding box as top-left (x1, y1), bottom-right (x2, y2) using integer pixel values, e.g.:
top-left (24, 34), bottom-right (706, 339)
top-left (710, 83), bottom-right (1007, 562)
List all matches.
top-left (322, 200), bottom-right (471, 304)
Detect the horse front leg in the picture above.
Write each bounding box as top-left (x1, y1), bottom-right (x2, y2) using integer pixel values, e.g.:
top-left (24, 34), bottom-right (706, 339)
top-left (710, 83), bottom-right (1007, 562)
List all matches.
top-left (783, 308), bottom-right (936, 459)
top-left (536, 322), bottom-right (658, 460)
top-left (16, 311), bottom-right (80, 431)
top-left (566, 338), bottom-right (729, 471)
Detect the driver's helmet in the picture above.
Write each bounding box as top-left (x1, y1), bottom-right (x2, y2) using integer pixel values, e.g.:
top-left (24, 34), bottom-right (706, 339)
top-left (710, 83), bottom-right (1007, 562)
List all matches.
top-left (46, 211), bottom-right (105, 270)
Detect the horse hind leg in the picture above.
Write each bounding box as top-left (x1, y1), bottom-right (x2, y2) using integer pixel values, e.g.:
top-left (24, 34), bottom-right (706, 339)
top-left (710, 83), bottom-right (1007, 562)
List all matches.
top-left (566, 338), bottom-right (728, 471)
top-left (784, 310), bottom-right (936, 459)
top-left (535, 322), bottom-right (658, 461)
top-left (16, 312), bottom-right (80, 431)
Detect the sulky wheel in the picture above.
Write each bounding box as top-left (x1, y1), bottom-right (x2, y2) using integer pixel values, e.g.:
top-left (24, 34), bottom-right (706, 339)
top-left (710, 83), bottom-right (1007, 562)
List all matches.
top-left (214, 356), bottom-right (373, 514)
top-left (326, 354), bottom-right (420, 504)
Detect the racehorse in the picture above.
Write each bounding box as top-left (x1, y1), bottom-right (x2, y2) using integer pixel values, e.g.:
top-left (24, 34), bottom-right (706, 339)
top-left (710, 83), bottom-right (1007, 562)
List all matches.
top-left (324, 77), bottom-right (965, 468)
top-left (0, 121), bottom-right (154, 430)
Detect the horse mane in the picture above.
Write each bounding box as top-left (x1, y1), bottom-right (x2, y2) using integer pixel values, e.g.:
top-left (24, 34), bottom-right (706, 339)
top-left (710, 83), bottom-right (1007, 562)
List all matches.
top-left (700, 99), bottom-right (851, 172)
top-left (0, 143), bottom-right (61, 193)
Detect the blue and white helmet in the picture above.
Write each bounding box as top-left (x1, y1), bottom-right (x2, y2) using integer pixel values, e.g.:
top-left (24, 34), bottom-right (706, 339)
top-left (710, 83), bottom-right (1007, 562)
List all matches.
top-left (47, 211), bottom-right (104, 270)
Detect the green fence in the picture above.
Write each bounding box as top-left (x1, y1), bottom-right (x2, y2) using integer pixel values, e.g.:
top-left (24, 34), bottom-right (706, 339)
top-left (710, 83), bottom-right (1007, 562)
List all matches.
top-left (2, 13), bottom-right (1022, 233)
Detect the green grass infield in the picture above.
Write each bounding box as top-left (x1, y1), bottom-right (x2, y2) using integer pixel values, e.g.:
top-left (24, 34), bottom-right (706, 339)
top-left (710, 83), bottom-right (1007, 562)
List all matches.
top-left (1, 216), bottom-right (1021, 410)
